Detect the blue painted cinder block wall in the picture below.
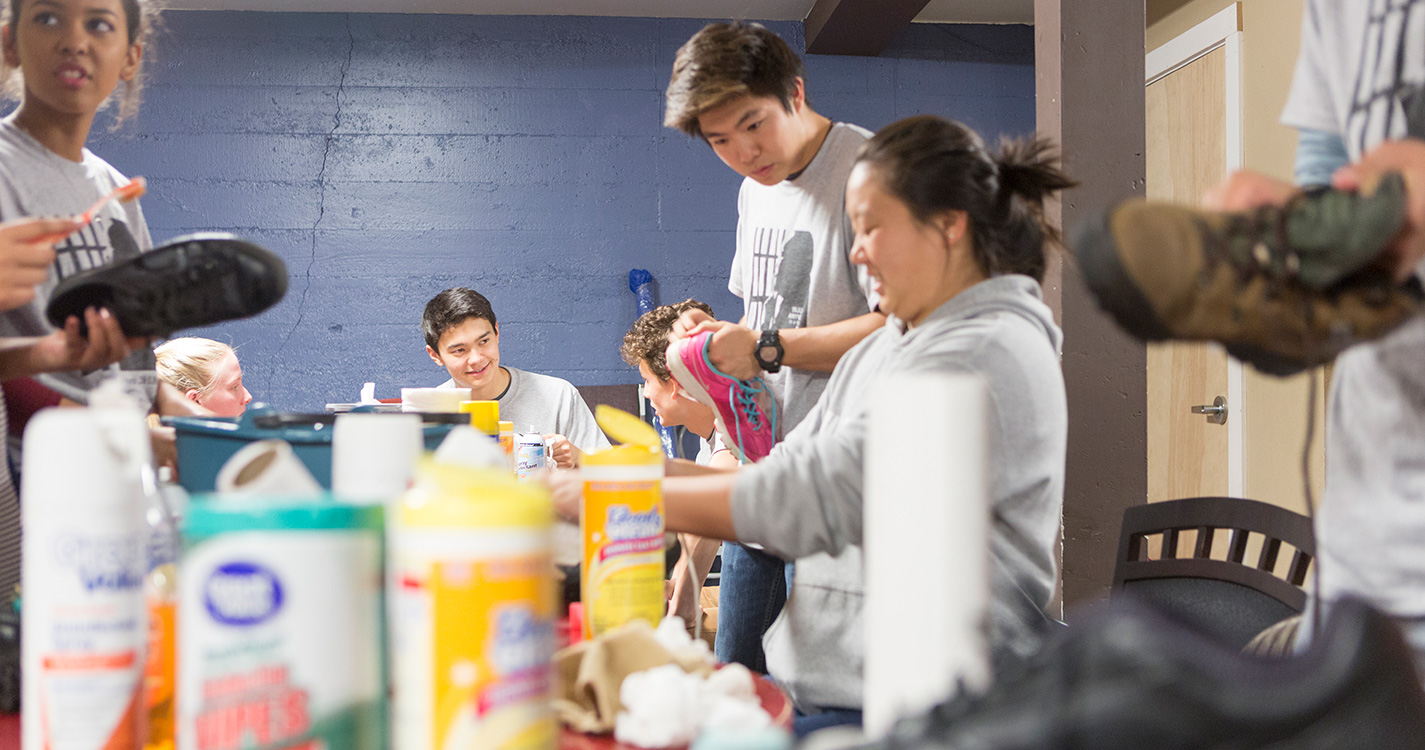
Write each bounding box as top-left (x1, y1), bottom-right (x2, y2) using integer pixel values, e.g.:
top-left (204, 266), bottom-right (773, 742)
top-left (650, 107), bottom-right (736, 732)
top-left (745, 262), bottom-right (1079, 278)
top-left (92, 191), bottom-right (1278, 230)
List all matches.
top-left (86, 13), bottom-right (1034, 411)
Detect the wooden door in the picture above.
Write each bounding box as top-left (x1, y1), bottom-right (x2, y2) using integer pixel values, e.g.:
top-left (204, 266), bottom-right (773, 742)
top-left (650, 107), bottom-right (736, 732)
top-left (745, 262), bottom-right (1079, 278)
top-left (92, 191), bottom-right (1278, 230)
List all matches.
top-left (1145, 47), bottom-right (1231, 503)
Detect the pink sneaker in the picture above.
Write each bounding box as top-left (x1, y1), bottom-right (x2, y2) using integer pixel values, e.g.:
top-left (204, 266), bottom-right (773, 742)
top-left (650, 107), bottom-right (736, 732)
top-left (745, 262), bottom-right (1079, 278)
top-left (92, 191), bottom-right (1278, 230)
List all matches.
top-left (666, 332), bottom-right (777, 463)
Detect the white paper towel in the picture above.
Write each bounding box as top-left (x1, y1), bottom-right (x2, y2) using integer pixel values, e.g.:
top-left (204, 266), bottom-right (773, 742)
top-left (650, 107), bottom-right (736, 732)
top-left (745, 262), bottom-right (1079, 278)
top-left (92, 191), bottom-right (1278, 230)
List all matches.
top-left (401, 387), bottom-right (469, 413)
top-left (215, 439), bottom-right (324, 497)
top-left (863, 372), bottom-right (990, 737)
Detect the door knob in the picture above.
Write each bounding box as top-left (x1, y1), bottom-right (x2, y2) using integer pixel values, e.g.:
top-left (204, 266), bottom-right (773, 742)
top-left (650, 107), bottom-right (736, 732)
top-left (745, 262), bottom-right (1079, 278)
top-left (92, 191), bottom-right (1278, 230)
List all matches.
top-left (1190, 396), bottom-right (1228, 425)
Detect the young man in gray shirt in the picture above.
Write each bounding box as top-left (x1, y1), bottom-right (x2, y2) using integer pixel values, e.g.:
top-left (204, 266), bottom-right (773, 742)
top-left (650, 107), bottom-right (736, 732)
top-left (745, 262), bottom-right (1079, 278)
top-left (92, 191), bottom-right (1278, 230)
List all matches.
top-left (423, 287), bottom-right (609, 466)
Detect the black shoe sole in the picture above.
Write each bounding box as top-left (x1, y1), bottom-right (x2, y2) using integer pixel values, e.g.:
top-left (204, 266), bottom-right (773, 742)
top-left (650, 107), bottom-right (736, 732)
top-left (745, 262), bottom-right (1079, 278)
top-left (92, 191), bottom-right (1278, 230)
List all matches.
top-left (46, 232), bottom-right (288, 338)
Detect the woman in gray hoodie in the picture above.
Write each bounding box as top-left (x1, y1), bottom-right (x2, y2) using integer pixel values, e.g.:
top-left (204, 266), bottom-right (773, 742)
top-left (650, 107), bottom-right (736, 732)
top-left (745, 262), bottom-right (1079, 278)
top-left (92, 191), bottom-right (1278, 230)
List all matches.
top-left (585, 115), bottom-right (1074, 735)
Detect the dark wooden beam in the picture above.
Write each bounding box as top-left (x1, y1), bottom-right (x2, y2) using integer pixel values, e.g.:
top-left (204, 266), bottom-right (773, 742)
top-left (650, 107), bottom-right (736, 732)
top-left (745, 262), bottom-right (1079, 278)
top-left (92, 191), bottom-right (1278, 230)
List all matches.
top-left (805, 0), bottom-right (933, 56)
top-left (1034, 0), bottom-right (1147, 611)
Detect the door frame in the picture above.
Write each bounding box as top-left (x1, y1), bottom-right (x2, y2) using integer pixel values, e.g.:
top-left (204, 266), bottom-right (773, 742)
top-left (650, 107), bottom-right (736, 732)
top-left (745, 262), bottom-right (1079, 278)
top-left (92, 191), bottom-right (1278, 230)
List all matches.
top-left (1144, 3), bottom-right (1246, 498)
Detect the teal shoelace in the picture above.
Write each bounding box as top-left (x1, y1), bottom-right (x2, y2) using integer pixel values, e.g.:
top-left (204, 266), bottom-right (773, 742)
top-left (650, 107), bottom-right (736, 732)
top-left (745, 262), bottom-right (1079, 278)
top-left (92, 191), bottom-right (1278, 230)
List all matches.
top-left (699, 334), bottom-right (778, 460)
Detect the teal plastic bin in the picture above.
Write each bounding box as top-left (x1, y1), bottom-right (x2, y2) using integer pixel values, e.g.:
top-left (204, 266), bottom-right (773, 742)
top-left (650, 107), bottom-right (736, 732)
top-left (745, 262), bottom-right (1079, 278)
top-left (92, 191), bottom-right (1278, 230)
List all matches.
top-left (166, 404), bottom-right (461, 493)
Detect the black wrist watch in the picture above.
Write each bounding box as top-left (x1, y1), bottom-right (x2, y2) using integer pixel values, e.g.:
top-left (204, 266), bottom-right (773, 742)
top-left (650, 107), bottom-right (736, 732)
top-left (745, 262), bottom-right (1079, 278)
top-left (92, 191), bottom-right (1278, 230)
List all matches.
top-left (755, 329), bottom-right (784, 373)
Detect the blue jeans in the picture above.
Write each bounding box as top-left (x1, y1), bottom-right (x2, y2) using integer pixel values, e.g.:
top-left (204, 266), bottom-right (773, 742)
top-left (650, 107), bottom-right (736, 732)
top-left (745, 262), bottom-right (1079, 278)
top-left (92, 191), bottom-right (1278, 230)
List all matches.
top-left (794, 708), bottom-right (863, 737)
top-left (714, 543), bottom-right (788, 674)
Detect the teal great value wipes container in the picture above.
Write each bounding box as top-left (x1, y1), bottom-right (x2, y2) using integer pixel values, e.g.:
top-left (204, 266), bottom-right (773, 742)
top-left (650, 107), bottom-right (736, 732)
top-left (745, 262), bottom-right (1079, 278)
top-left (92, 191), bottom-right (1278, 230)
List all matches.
top-left (178, 496), bottom-right (385, 750)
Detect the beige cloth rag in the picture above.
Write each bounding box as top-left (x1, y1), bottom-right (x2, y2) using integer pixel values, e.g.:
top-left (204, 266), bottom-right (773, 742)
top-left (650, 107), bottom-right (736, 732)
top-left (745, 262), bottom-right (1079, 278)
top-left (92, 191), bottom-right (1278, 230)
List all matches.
top-left (554, 619), bottom-right (713, 734)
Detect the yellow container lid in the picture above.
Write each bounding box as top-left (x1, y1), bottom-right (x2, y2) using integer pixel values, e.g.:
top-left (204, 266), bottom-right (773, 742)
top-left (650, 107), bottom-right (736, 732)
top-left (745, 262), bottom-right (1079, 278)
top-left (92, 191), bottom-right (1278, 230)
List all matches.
top-left (499, 420), bottom-right (514, 433)
top-left (582, 442), bottom-right (663, 466)
top-left (459, 400), bottom-right (500, 435)
top-left (401, 460), bottom-right (551, 528)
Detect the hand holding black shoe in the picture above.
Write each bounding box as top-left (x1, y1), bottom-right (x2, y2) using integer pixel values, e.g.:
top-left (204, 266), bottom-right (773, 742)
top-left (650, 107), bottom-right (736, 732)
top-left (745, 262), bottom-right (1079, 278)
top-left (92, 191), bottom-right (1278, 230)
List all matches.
top-left (45, 233), bottom-right (288, 339)
top-left (1071, 173), bottom-right (1424, 376)
top-left (837, 597), bottom-right (1425, 750)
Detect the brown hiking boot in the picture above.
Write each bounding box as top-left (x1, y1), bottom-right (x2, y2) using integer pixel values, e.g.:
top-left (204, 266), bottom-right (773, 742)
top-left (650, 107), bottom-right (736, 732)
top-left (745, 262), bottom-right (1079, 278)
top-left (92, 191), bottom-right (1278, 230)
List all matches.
top-left (1072, 173), bottom-right (1424, 376)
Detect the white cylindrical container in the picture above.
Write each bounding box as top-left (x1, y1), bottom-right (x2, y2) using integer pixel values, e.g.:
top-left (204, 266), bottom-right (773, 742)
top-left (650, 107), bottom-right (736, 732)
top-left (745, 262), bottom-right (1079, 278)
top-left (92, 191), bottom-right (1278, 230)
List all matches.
top-left (863, 372), bottom-right (991, 737)
top-left (177, 497), bottom-right (385, 750)
top-left (393, 462), bottom-right (555, 750)
top-left (22, 395), bottom-right (151, 750)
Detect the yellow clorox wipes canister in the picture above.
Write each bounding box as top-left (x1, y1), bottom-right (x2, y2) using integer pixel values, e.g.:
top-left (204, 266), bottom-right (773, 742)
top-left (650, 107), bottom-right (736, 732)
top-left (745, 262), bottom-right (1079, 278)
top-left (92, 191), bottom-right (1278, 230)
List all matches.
top-left (393, 462), bottom-right (555, 750)
top-left (580, 407), bottom-right (666, 638)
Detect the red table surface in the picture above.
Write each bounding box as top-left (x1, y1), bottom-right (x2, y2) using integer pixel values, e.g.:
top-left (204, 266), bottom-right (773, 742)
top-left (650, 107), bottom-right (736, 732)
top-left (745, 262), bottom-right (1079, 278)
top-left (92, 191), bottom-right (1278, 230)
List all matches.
top-left (0, 672), bottom-right (790, 750)
top-left (0, 621), bottom-right (784, 749)
top-left (559, 670), bottom-right (793, 750)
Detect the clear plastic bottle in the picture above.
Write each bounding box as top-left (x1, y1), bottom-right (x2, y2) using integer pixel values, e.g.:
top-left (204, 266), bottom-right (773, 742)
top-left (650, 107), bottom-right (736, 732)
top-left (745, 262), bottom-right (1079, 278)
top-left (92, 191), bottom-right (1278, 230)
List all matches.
top-left (143, 467), bottom-right (183, 750)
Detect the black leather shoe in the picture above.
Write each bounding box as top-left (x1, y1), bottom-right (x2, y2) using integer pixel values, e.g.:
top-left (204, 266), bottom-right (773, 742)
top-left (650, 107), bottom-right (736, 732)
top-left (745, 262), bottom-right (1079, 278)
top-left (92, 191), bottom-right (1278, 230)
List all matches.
top-left (46, 232), bottom-right (287, 338)
top-left (839, 597), bottom-right (1425, 750)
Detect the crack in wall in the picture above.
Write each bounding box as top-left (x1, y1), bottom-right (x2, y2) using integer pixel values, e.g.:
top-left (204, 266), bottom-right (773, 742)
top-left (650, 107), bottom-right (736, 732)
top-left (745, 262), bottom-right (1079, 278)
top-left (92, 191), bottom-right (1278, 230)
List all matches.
top-left (266, 13), bottom-right (355, 396)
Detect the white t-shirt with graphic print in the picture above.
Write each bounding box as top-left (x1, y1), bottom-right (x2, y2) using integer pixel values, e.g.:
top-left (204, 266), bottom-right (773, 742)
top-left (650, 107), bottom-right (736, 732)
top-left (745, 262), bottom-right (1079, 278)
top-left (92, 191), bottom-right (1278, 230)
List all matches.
top-left (1281, 0), bottom-right (1425, 618)
top-left (729, 122), bottom-right (878, 438)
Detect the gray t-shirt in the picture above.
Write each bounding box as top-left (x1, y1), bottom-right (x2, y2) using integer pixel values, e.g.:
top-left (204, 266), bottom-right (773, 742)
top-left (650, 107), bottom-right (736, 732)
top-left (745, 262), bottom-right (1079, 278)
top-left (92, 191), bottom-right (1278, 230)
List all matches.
top-left (729, 122), bottom-right (878, 437)
top-left (441, 366), bottom-right (610, 454)
top-left (1282, 0), bottom-right (1425, 617)
top-left (730, 275), bottom-right (1066, 711)
top-left (0, 117), bottom-right (155, 404)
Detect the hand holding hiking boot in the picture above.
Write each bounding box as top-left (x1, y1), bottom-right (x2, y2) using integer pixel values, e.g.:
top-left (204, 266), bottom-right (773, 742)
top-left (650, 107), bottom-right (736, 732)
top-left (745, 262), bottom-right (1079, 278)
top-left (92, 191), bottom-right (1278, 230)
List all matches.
top-left (1333, 138), bottom-right (1425, 282)
top-left (1072, 172), bottom-right (1424, 376)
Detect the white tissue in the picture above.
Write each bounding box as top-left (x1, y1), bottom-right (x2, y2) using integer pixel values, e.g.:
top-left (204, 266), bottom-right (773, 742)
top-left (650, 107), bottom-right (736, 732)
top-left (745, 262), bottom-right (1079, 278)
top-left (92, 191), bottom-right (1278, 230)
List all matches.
top-left (615, 664), bottom-right (704, 748)
top-left (653, 616), bottom-right (714, 667)
top-left (614, 642), bottom-right (772, 748)
top-left (703, 663), bottom-right (757, 703)
top-left (433, 425), bottom-right (509, 470)
top-left (702, 697), bottom-right (774, 733)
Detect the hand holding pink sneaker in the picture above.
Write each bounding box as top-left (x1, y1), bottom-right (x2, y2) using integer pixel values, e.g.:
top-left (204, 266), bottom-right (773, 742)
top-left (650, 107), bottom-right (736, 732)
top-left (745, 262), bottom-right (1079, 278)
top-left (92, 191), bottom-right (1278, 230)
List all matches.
top-left (666, 332), bottom-right (777, 463)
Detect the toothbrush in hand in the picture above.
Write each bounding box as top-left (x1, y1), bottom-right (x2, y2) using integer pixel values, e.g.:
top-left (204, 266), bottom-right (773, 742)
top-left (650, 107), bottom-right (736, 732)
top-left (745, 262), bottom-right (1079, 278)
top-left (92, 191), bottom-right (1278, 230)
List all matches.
top-left (78, 176), bottom-right (146, 226)
top-left (36, 176), bottom-right (147, 245)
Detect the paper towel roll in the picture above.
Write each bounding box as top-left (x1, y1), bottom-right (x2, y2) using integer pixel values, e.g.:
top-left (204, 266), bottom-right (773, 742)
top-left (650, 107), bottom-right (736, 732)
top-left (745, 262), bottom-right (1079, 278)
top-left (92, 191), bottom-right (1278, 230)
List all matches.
top-left (863, 372), bottom-right (990, 737)
top-left (333, 413), bottom-right (422, 502)
top-left (215, 439), bottom-right (324, 496)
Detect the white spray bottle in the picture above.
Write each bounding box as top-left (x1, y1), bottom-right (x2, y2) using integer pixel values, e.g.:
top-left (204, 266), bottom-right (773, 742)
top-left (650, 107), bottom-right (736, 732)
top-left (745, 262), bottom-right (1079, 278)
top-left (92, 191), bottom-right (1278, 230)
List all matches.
top-left (22, 380), bottom-right (152, 750)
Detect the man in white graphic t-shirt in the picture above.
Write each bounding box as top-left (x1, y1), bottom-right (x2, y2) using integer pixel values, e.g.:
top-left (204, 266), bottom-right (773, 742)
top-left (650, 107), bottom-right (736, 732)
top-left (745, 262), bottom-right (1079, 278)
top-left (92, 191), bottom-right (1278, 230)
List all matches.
top-left (661, 21), bottom-right (885, 729)
top-left (1203, 0), bottom-right (1425, 678)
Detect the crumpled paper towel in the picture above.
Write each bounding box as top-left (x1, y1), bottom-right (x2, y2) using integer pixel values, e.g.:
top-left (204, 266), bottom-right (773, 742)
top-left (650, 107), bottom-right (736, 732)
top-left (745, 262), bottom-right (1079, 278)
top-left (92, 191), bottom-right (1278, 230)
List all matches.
top-left (554, 618), bottom-right (713, 735)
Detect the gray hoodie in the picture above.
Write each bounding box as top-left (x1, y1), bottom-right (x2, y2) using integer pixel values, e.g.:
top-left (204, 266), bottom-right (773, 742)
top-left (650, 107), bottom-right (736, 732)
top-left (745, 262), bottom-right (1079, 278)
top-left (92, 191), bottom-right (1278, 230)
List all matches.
top-left (730, 274), bottom-right (1067, 712)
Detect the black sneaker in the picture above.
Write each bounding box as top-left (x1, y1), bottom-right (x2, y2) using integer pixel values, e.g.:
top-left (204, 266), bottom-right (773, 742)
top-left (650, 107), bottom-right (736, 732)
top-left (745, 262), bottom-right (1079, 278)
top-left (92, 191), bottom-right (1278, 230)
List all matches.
top-left (840, 597), bottom-right (1425, 750)
top-left (46, 232), bottom-right (287, 338)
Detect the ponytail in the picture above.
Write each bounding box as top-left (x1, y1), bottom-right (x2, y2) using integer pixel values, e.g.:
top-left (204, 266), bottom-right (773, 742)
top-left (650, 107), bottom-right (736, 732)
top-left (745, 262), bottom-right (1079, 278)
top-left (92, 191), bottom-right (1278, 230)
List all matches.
top-left (983, 135), bottom-right (1077, 281)
top-left (855, 116), bottom-right (1077, 282)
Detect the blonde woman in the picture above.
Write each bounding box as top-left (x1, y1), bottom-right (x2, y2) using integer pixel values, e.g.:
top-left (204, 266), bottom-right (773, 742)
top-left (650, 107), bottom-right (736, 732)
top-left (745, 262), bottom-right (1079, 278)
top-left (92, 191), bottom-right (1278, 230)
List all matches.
top-left (155, 338), bottom-right (251, 417)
